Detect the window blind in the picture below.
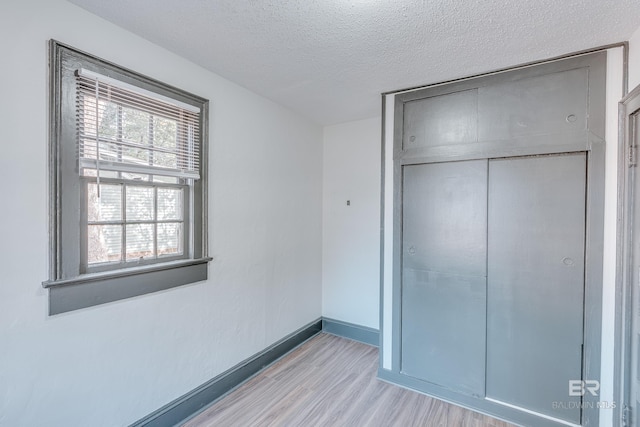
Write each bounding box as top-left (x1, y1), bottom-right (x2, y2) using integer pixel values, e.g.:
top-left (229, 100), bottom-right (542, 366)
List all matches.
top-left (76, 69), bottom-right (201, 180)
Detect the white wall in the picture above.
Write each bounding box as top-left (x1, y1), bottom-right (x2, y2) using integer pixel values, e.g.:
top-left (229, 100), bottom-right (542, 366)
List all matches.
top-left (601, 46), bottom-right (624, 427)
top-left (381, 95), bottom-right (395, 369)
top-left (322, 118), bottom-right (381, 329)
top-left (630, 26), bottom-right (640, 89)
top-left (0, 1), bottom-right (323, 426)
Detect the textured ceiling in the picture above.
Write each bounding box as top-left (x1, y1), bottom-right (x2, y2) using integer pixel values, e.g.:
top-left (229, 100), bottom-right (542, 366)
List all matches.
top-left (67, 0), bottom-right (640, 125)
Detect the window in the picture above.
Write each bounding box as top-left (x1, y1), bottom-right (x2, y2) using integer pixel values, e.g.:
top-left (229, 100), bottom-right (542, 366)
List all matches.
top-left (44, 41), bottom-right (210, 315)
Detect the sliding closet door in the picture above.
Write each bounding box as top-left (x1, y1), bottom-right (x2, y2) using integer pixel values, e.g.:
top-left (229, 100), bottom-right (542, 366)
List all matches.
top-left (486, 153), bottom-right (586, 424)
top-left (401, 160), bottom-right (487, 396)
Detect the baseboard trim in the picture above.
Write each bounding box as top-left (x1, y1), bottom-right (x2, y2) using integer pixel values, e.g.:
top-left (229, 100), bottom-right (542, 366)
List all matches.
top-left (321, 317), bottom-right (380, 347)
top-left (130, 318), bottom-right (322, 427)
top-left (130, 317), bottom-right (379, 426)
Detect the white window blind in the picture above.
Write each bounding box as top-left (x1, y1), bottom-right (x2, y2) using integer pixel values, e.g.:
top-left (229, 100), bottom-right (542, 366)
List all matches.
top-left (76, 69), bottom-right (201, 180)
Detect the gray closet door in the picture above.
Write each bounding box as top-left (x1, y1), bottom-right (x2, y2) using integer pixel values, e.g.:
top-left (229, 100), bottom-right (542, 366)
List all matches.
top-left (401, 160), bottom-right (487, 396)
top-left (486, 153), bottom-right (586, 424)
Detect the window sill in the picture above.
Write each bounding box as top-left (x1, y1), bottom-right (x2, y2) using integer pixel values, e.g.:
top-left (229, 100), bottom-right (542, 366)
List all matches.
top-left (42, 257), bottom-right (212, 315)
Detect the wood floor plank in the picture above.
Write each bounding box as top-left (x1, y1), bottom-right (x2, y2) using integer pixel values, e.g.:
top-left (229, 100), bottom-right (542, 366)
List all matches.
top-left (183, 333), bottom-right (517, 427)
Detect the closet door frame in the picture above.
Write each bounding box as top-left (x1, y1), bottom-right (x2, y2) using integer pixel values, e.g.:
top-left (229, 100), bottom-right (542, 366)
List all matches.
top-left (385, 52), bottom-right (606, 427)
top-left (615, 84), bottom-right (640, 427)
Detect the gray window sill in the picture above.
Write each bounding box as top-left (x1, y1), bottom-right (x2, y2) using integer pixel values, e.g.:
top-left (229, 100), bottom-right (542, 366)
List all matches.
top-left (42, 257), bottom-right (212, 315)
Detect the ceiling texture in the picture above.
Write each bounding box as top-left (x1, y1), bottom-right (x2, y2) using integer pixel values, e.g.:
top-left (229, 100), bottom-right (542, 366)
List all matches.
top-left (68, 0), bottom-right (640, 125)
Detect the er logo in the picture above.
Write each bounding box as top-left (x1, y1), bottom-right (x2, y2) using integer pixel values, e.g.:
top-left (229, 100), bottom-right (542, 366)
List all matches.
top-left (569, 380), bottom-right (600, 397)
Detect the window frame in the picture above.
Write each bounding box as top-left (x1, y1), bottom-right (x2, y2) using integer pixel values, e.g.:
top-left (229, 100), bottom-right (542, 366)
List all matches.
top-left (44, 40), bottom-right (210, 315)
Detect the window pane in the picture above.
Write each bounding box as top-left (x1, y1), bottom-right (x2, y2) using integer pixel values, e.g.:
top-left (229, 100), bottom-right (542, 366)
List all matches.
top-left (80, 138), bottom-right (97, 160)
top-left (101, 141), bottom-right (122, 163)
top-left (122, 107), bottom-right (150, 145)
top-left (153, 116), bottom-right (178, 169)
top-left (158, 223), bottom-right (183, 256)
top-left (122, 146), bottom-right (150, 165)
top-left (88, 224), bottom-right (122, 264)
top-left (81, 97), bottom-right (118, 139)
top-left (126, 186), bottom-right (154, 221)
top-left (81, 139), bottom-right (123, 163)
top-left (153, 116), bottom-right (177, 149)
top-left (98, 100), bottom-right (118, 139)
top-left (126, 224), bottom-right (154, 260)
top-left (122, 107), bottom-right (150, 166)
top-left (88, 183), bottom-right (122, 221)
top-left (154, 152), bottom-right (178, 169)
top-left (158, 188), bottom-right (182, 220)
top-left (80, 95), bottom-right (97, 136)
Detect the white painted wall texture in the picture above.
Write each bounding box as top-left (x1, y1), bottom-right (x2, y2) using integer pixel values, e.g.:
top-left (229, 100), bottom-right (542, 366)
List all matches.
top-left (0, 1), bottom-right (322, 426)
top-left (322, 118), bottom-right (381, 329)
top-left (600, 46), bottom-right (624, 427)
top-left (630, 26), bottom-right (640, 89)
top-left (2, 0), bottom-right (638, 425)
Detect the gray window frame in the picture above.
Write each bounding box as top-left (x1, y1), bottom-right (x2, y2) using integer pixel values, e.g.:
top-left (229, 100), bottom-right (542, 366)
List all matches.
top-left (43, 40), bottom-right (210, 315)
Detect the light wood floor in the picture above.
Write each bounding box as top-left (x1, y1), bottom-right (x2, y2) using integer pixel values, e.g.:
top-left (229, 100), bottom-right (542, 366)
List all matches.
top-left (183, 333), bottom-right (516, 427)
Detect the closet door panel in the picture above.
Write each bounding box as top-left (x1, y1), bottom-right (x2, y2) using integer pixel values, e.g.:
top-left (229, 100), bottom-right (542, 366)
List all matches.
top-left (401, 160), bottom-right (487, 396)
top-left (477, 68), bottom-right (588, 141)
top-left (403, 89), bottom-right (478, 151)
top-left (486, 153), bottom-right (586, 424)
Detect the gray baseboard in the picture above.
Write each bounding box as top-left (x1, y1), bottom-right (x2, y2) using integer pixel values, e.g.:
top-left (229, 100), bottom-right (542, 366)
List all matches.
top-left (321, 317), bottom-right (380, 347)
top-left (130, 318), bottom-right (322, 427)
top-left (130, 317), bottom-right (379, 427)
